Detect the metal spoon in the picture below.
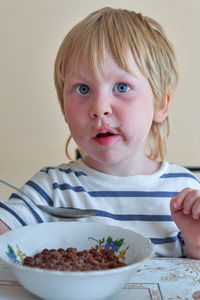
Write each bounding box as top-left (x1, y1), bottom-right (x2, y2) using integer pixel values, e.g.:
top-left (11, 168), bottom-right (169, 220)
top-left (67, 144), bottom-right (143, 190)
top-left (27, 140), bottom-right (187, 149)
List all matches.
top-left (0, 178), bottom-right (96, 218)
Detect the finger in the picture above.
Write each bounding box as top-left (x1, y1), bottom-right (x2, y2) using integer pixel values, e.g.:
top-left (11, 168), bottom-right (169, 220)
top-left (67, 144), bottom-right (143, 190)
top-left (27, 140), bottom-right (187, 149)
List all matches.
top-left (170, 188), bottom-right (192, 212)
top-left (182, 189), bottom-right (200, 215)
top-left (191, 197), bottom-right (200, 219)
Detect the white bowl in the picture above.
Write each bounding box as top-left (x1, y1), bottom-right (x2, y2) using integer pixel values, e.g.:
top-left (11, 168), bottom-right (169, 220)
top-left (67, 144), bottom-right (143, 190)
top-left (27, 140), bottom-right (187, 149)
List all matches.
top-left (0, 222), bottom-right (154, 300)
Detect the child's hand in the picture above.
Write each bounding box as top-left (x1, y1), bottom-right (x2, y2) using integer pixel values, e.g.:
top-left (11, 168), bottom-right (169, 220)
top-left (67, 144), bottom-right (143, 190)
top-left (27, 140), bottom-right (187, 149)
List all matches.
top-left (170, 188), bottom-right (200, 258)
top-left (171, 188), bottom-right (200, 219)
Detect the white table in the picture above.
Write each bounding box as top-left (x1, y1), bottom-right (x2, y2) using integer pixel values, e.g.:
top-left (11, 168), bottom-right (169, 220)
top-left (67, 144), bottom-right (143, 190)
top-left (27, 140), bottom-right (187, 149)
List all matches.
top-left (0, 258), bottom-right (200, 299)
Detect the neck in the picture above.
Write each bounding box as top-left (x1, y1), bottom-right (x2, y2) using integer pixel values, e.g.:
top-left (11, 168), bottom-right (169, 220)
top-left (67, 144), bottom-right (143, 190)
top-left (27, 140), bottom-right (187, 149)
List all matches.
top-left (82, 154), bottom-right (162, 176)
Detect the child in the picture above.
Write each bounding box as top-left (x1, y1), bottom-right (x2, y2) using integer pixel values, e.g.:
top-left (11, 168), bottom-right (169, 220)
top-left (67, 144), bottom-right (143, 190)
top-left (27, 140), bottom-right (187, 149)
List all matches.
top-left (0, 7), bottom-right (200, 258)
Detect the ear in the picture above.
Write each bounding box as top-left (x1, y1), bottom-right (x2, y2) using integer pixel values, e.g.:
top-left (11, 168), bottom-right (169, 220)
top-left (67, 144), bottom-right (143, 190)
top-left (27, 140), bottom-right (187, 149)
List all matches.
top-left (153, 89), bottom-right (172, 123)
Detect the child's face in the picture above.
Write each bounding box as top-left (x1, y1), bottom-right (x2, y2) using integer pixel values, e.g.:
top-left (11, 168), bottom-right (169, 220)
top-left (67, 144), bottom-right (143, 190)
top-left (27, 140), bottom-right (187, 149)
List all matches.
top-left (63, 50), bottom-right (156, 171)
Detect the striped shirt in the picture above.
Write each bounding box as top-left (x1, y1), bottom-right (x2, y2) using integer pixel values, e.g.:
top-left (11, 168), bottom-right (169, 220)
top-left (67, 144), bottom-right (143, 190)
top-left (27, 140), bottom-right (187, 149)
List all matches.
top-left (0, 159), bottom-right (199, 257)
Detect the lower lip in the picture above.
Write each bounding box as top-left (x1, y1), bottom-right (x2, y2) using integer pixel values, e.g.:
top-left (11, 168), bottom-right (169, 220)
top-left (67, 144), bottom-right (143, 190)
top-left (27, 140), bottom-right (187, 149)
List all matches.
top-left (93, 135), bottom-right (119, 146)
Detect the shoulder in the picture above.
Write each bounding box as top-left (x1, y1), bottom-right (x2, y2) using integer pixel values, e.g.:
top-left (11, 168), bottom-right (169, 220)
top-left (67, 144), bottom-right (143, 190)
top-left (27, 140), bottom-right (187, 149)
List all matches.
top-left (8, 161), bottom-right (88, 203)
top-left (162, 161), bottom-right (199, 177)
top-left (25, 160), bottom-right (89, 189)
top-left (159, 161), bottom-right (200, 188)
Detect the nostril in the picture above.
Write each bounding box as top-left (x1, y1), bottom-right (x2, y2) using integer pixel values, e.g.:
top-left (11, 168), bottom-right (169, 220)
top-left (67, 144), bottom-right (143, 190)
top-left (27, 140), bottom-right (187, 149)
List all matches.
top-left (104, 111), bottom-right (110, 116)
top-left (91, 112), bottom-right (111, 118)
top-left (90, 105), bottom-right (112, 118)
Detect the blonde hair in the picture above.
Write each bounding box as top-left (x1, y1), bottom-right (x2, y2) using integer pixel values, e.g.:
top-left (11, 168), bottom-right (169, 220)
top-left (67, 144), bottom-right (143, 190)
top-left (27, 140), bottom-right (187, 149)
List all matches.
top-left (54, 7), bottom-right (179, 160)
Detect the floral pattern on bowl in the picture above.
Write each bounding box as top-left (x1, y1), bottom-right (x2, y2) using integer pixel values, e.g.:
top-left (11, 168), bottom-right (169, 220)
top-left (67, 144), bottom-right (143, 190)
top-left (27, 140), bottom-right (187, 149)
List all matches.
top-left (88, 235), bottom-right (129, 260)
top-left (6, 244), bottom-right (25, 264)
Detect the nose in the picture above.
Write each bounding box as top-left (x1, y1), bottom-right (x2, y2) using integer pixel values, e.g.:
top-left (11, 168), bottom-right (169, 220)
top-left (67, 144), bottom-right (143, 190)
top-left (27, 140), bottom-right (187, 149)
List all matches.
top-left (89, 95), bottom-right (112, 119)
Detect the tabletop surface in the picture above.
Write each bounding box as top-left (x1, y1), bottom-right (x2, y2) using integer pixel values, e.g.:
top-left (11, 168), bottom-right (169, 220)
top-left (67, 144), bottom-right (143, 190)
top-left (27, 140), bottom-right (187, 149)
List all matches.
top-left (0, 257), bottom-right (200, 300)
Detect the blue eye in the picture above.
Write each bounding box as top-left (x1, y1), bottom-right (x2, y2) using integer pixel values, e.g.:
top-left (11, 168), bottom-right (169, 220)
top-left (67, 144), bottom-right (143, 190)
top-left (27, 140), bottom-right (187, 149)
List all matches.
top-left (114, 83), bottom-right (130, 93)
top-left (76, 84), bottom-right (90, 94)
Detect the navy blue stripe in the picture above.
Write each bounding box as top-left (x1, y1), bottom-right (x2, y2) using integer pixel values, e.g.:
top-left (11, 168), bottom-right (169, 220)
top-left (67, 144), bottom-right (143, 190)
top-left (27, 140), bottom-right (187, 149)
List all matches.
top-left (10, 193), bottom-right (44, 223)
top-left (95, 210), bottom-right (173, 221)
top-left (0, 202), bottom-right (27, 226)
top-left (73, 171), bottom-right (88, 177)
top-left (26, 181), bottom-right (53, 205)
top-left (53, 183), bottom-right (85, 192)
top-left (53, 183), bottom-right (178, 198)
top-left (88, 191), bottom-right (178, 197)
top-left (150, 235), bottom-right (178, 244)
top-left (66, 207), bottom-right (173, 221)
top-left (41, 167), bottom-right (87, 177)
top-left (160, 172), bottom-right (200, 183)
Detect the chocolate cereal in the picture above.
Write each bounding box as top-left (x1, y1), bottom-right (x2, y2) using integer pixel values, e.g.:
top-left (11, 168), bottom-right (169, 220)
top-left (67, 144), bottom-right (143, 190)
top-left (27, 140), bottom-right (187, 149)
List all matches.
top-left (23, 247), bottom-right (127, 271)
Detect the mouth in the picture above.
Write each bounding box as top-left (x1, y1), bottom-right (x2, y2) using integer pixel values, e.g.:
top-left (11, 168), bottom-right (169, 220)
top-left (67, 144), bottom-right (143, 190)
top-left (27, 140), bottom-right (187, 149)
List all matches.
top-left (95, 132), bottom-right (115, 138)
top-left (93, 129), bottom-right (119, 146)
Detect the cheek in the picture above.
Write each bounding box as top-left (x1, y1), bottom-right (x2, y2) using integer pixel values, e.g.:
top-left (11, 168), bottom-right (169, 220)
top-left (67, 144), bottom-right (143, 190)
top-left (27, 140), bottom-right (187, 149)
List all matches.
top-left (120, 99), bottom-right (154, 133)
top-left (64, 100), bottom-right (77, 124)
top-left (64, 101), bottom-right (86, 132)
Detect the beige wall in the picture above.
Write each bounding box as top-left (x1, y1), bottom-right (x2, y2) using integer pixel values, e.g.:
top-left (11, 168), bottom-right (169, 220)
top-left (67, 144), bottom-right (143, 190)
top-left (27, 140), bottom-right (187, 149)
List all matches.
top-left (0, 0), bottom-right (200, 199)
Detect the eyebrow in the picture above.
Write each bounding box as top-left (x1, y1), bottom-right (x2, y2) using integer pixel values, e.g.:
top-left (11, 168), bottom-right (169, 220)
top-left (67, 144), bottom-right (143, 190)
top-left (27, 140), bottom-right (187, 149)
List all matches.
top-left (67, 76), bottom-right (92, 87)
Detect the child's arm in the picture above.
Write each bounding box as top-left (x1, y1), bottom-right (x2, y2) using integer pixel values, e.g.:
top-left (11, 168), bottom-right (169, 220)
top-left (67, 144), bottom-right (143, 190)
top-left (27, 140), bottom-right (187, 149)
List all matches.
top-left (170, 188), bottom-right (200, 259)
top-left (0, 220), bottom-right (10, 234)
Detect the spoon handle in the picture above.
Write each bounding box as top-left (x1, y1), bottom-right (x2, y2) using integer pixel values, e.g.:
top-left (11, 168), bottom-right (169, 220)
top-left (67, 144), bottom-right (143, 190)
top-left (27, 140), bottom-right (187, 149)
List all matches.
top-left (0, 178), bottom-right (34, 204)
